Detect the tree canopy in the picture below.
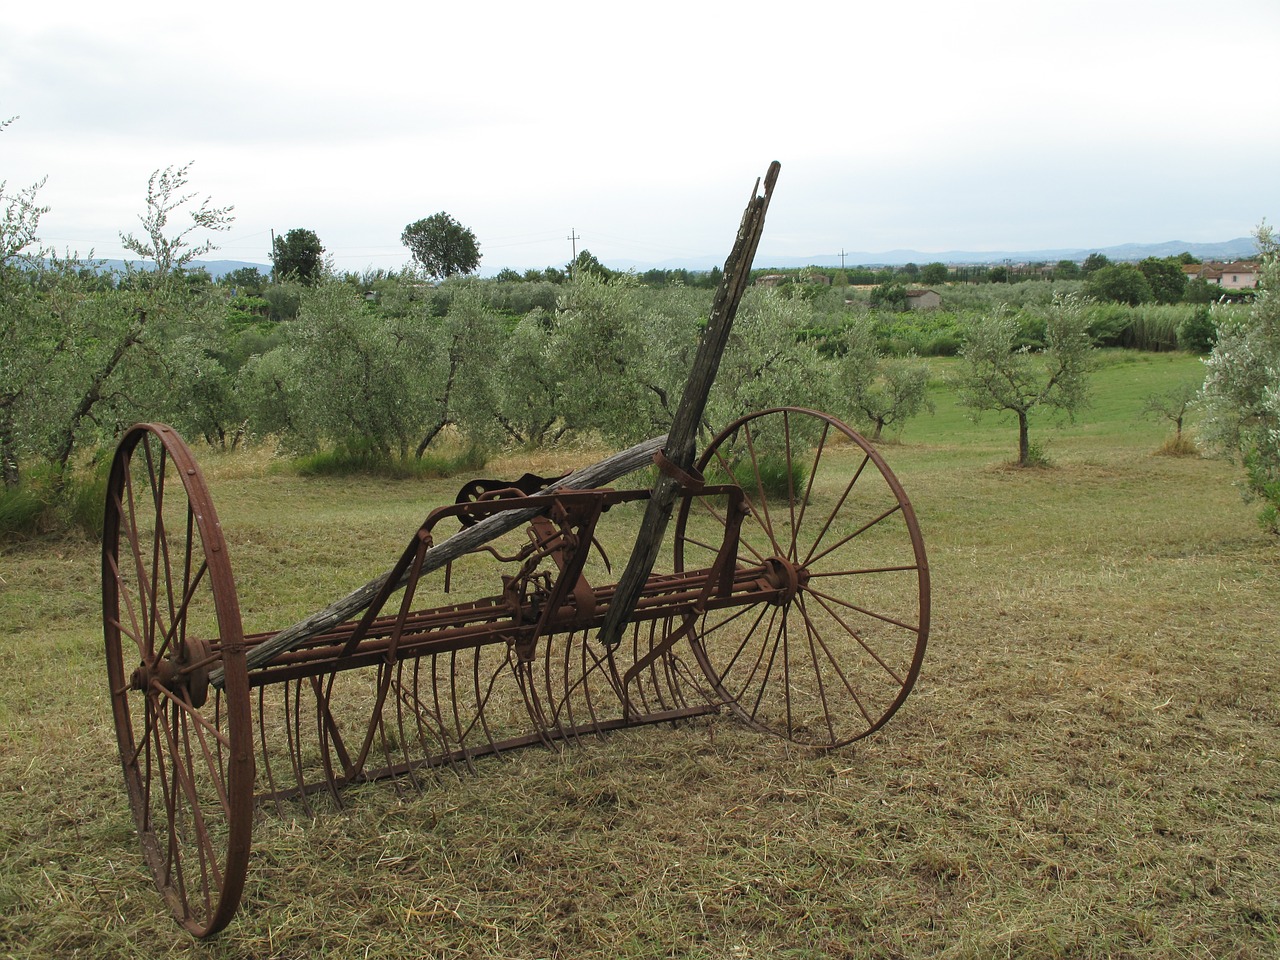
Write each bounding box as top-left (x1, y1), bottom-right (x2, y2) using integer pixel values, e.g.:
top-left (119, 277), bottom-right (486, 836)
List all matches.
top-left (1085, 263), bottom-right (1153, 306)
top-left (272, 228), bottom-right (325, 285)
top-left (401, 212), bottom-right (481, 280)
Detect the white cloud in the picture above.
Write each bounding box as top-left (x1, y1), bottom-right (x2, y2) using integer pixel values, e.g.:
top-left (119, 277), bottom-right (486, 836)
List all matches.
top-left (4, 0), bottom-right (1278, 272)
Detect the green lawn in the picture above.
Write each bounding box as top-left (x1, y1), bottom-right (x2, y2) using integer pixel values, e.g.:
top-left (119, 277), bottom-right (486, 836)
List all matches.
top-left (1, 351), bottom-right (1276, 959)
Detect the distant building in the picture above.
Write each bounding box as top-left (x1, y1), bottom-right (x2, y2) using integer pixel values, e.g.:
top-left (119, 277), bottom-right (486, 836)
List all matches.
top-left (1186, 261), bottom-right (1260, 290)
top-left (905, 289), bottom-right (942, 310)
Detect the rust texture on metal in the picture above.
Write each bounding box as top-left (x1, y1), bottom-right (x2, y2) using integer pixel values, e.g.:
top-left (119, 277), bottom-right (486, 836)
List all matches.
top-left (101, 165), bottom-right (930, 939)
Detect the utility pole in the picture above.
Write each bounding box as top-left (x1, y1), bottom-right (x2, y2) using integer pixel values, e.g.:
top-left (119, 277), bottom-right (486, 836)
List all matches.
top-left (270, 228), bottom-right (277, 283)
top-left (839, 249), bottom-right (848, 271)
top-left (567, 229), bottom-right (581, 278)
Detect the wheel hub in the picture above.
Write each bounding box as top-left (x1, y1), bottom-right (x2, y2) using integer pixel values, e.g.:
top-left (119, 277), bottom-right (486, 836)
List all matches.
top-left (762, 556), bottom-right (808, 604)
top-left (129, 636), bottom-right (213, 708)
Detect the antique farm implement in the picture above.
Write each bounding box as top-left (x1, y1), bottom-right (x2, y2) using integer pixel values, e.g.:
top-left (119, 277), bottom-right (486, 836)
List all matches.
top-left (101, 165), bottom-right (931, 936)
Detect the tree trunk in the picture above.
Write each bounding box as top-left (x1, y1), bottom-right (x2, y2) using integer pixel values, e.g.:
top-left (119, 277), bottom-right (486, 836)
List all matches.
top-left (1017, 411), bottom-right (1030, 466)
top-left (0, 413), bottom-right (19, 488)
top-left (417, 350), bottom-right (460, 458)
top-left (54, 310), bottom-right (146, 484)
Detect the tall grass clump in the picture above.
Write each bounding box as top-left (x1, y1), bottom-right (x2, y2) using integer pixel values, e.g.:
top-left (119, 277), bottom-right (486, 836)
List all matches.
top-left (0, 456), bottom-right (121, 541)
top-left (1121, 304), bottom-right (1185, 351)
top-left (736, 454), bottom-right (807, 501)
top-left (292, 442), bottom-right (489, 480)
top-left (62, 456), bottom-right (110, 538)
top-left (0, 475), bottom-right (55, 539)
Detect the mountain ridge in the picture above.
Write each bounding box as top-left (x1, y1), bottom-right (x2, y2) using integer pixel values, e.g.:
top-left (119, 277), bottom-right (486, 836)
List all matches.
top-left (595, 237), bottom-right (1261, 274)
top-left (77, 237), bottom-right (1261, 280)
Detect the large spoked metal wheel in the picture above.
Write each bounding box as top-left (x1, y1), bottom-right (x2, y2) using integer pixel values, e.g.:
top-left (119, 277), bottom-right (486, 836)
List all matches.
top-left (675, 408), bottom-right (930, 747)
top-left (102, 423), bottom-right (254, 937)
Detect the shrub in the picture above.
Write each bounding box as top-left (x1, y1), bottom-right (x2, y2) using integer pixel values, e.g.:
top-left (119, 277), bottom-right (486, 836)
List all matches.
top-left (292, 442), bottom-right (488, 480)
top-left (1177, 304), bottom-right (1217, 353)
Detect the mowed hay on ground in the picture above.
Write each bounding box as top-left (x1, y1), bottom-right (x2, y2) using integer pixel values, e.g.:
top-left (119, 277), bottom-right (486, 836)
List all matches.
top-left (0, 353), bottom-right (1277, 958)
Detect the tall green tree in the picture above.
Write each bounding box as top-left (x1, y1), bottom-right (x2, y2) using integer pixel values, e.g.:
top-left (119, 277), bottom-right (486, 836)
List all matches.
top-left (401, 212), bottom-right (481, 280)
top-left (953, 296), bottom-right (1094, 466)
top-left (272, 228), bottom-right (326, 284)
top-left (1082, 252), bottom-right (1110, 276)
top-left (1138, 256), bottom-right (1187, 304)
top-left (921, 262), bottom-right (949, 285)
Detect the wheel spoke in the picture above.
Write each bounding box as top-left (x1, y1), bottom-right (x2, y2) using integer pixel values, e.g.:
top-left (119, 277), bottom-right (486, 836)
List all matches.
top-left (807, 502), bottom-right (903, 570)
top-left (802, 453), bottom-right (872, 568)
top-left (794, 593), bottom-right (877, 725)
top-left (788, 418), bottom-right (830, 564)
top-left (805, 580), bottom-right (921, 640)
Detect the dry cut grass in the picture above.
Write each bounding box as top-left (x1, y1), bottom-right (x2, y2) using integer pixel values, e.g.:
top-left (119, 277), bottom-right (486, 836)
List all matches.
top-left (1, 365), bottom-right (1277, 959)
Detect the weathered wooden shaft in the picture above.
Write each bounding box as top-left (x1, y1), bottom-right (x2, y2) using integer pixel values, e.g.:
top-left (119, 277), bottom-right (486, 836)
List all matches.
top-left (597, 161), bottom-right (780, 648)
top-left (211, 433), bottom-right (667, 687)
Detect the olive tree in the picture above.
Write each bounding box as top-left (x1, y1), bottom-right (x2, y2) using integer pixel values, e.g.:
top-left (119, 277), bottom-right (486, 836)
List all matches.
top-left (120, 162), bottom-right (234, 275)
top-left (411, 282), bottom-right (507, 455)
top-left (544, 272), bottom-right (691, 445)
top-left (836, 316), bottom-right (933, 440)
top-left (491, 308), bottom-right (566, 446)
top-left (254, 282), bottom-right (432, 457)
top-left (706, 287), bottom-right (834, 431)
top-left (953, 296), bottom-right (1094, 466)
top-left (1, 119), bottom-right (51, 484)
top-left (1144, 382), bottom-right (1198, 453)
top-left (1198, 223), bottom-right (1280, 532)
top-left (244, 280), bottom-right (506, 458)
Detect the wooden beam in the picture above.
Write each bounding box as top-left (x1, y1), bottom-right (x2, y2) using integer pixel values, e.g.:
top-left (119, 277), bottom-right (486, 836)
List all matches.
top-left (596, 161), bottom-right (781, 648)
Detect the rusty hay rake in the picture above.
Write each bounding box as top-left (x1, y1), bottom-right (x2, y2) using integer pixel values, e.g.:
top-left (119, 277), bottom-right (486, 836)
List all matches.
top-left (100, 164), bottom-right (931, 937)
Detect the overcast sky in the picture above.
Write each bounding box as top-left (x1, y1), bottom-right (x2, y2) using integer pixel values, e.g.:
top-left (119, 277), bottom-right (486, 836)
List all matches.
top-left (4, 0), bottom-right (1278, 275)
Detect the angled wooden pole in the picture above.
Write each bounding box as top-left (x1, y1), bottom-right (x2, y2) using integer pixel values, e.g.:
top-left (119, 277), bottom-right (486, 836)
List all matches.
top-left (211, 433), bottom-right (668, 687)
top-left (596, 161), bottom-right (781, 648)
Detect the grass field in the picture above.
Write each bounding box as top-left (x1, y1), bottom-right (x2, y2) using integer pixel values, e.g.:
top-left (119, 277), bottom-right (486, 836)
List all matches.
top-left (1, 351), bottom-right (1277, 959)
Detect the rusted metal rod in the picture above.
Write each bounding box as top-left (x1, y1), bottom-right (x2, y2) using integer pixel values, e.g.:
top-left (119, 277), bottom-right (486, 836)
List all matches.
top-left (211, 432), bottom-right (668, 686)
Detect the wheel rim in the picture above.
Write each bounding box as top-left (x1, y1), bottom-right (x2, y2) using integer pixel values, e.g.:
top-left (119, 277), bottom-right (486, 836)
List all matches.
top-left (102, 424), bottom-right (253, 937)
top-left (675, 408), bottom-right (930, 747)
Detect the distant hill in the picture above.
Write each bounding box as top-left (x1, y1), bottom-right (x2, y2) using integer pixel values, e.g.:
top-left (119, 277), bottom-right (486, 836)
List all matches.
top-left (594, 237), bottom-right (1261, 274)
top-left (80, 239), bottom-right (1262, 280)
top-left (71, 259), bottom-right (273, 279)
